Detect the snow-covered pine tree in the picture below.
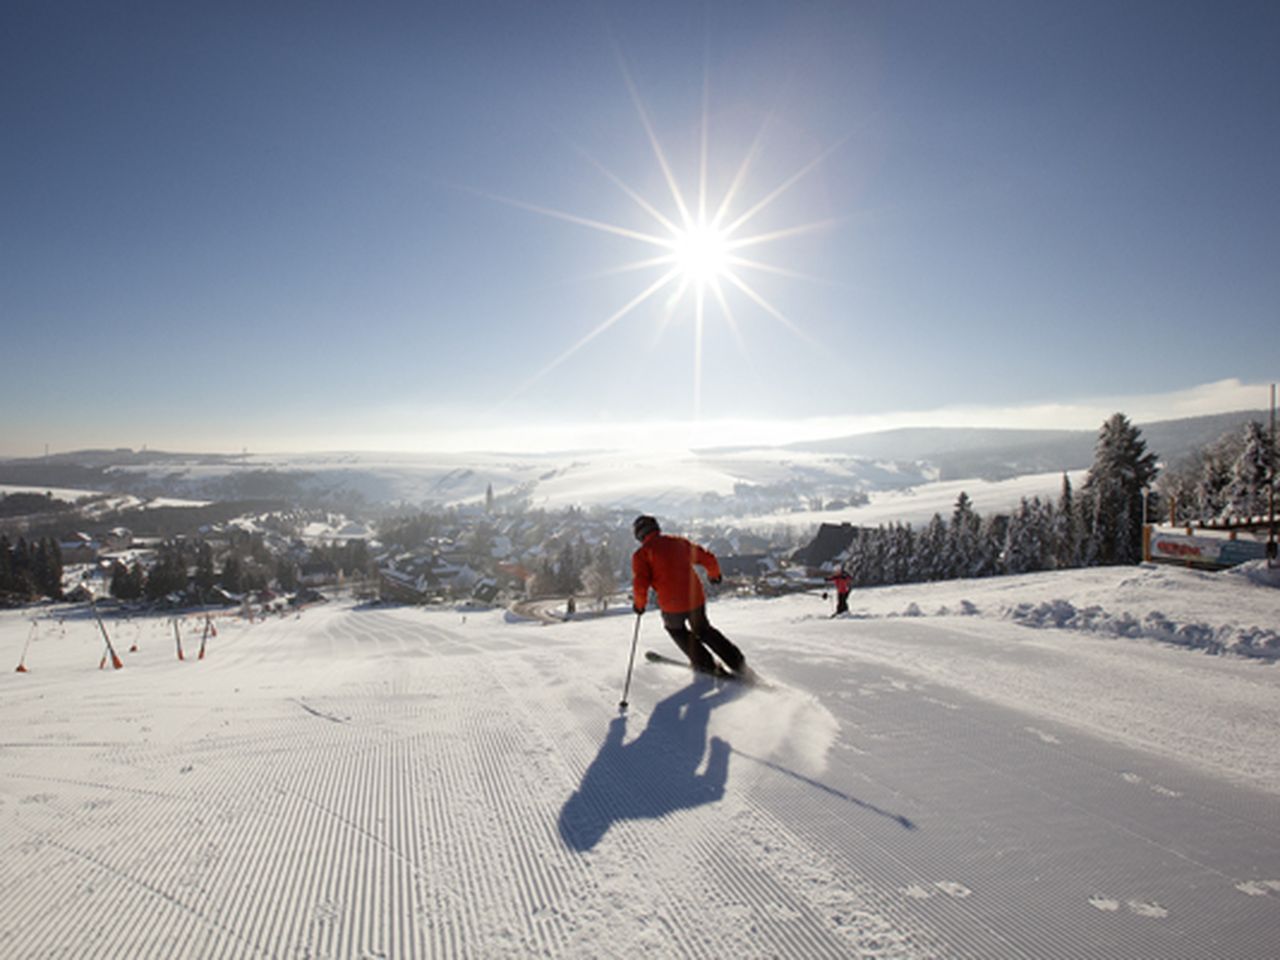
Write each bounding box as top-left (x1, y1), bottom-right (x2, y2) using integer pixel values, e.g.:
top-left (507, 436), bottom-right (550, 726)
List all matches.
top-left (900, 523), bottom-right (923, 583)
top-left (1195, 433), bottom-right (1239, 519)
top-left (844, 530), bottom-right (868, 586)
top-left (1080, 413), bottom-right (1159, 565)
top-left (879, 525), bottom-right (895, 584)
top-left (1224, 420), bottom-right (1275, 520)
top-left (890, 523), bottom-right (915, 584)
top-left (866, 528), bottom-right (887, 586)
top-left (949, 492), bottom-right (982, 578)
top-left (1053, 473), bottom-right (1079, 567)
top-left (853, 528), bottom-right (877, 587)
top-left (975, 513), bottom-right (1004, 578)
top-left (1035, 497), bottom-right (1054, 569)
top-left (1004, 497), bottom-right (1051, 574)
top-left (916, 513), bottom-right (950, 581)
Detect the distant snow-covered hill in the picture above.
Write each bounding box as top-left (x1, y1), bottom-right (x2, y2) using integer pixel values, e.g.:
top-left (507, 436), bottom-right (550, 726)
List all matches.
top-left (782, 409), bottom-right (1268, 481)
top-left (0, 409), bottom-right (1265, 526)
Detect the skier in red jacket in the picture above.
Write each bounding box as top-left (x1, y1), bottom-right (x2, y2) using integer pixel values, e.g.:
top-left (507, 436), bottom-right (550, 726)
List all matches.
top-left (631, 515), bottom-right (748, 678)
top-left (827, 566), bottom-right (853, 616)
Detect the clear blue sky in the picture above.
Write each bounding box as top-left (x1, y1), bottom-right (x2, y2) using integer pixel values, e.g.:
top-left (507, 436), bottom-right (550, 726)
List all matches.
top-left (3, 0), bottom-right (1277, 456)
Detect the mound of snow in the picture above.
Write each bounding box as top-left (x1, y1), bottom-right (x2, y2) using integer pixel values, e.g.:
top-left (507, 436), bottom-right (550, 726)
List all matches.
top-left (1006, 593), bottom-right (1280, 660)
top-left (1224, 558), bottom-right (1280, 590)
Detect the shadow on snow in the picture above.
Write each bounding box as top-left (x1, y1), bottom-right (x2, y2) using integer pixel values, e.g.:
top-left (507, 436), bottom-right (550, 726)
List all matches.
top-left (559, 678), bottom-right (915, 852)
top-left (558, 679), bottom-right (739, 852)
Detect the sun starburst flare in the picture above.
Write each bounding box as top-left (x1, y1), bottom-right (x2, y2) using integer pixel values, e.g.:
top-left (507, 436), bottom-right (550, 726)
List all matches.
top-left (495, 55), bottom-right (841, 412)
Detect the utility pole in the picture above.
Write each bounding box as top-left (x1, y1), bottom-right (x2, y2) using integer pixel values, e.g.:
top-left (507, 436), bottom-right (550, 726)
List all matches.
top-left (1269, 383), bottom-right (1277, 568)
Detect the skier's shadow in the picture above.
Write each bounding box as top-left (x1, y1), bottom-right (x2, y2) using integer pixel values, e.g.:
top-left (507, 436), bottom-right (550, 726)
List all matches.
top-left (558, 679), bottom-right (744, 852)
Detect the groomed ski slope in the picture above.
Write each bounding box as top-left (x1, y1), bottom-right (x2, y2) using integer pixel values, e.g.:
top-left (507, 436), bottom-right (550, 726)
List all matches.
top-left (1, 562), bottom-right (1278, 958)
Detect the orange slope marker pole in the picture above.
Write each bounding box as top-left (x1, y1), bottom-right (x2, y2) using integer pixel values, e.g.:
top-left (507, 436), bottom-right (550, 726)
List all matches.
top-left (198, 615), bottom-right (212, 660)
top-left (173, 618), bottom-right (185, 662)
top-left (15, 620), bottom-right (36, 672)
top-left (93, 604), bottom-right (124, 670)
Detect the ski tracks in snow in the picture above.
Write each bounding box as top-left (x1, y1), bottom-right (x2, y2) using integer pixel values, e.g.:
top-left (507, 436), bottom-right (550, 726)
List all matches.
top-left (2, 606), bottom-right (928, 958)
top-left (7, 602), bottom-right (1276, 957)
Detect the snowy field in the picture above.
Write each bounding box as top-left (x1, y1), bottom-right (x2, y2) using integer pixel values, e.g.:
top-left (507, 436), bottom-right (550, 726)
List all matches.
top-left (2, 563), bottom-right (1278, 958)
top-left (726, 470), bottom-right (1088, 533)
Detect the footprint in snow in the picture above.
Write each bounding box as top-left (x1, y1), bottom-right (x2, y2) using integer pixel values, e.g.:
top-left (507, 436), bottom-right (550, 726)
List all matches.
top-left (1024, 726), bottom-right (1061, 745)
top-left (1235, 880), bottom-right (1280, 897)
top-left (901, 882), bottom-right (972, 900)
top-left (1089, 895), bottom-right (1168, 918)
top-left (1119, 771), bottom-right (1182, 798)
top-left (313, 901), bottom-right (343, 924)
top-left (1127, 900), bottom-right (1169, 918)
top-left (922, 696), bottom-right (960, 711)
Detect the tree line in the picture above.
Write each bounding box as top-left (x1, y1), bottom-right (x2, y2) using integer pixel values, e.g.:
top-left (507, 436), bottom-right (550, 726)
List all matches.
top-left (107, 535), bottom-right (373, 605)
top-left (0, 535), bottom-right (65, 603)
top-left (838, 413), bottom-right (1163, 587)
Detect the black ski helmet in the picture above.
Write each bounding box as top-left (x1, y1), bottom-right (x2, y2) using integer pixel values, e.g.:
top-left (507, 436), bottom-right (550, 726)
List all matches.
top-left (632, 514), bottom-right (660, 541)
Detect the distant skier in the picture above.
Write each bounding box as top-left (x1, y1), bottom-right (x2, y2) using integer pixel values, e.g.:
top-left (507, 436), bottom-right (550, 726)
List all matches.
top-left (827, 566), bottom-right (853, 617)
top-left (630, 515), bottom-right (748, 678)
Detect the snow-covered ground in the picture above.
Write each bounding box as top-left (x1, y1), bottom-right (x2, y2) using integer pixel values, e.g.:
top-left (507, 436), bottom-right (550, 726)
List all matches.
top-left (2, 563), bottom-right (1278, 957)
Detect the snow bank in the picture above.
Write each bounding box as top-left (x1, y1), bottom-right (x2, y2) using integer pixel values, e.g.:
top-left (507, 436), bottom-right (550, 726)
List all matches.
top-left (1007, 599), bottom-right (1280, 659)
top-left (1225, 558), bottom-right (1280, 590)
top-left (819, 561), bottom-right (1280, 662)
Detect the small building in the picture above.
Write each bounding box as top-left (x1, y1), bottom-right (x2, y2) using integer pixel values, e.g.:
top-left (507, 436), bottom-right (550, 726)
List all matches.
top-left (59, 532), bottom-right (99, 564)
top-left (792, 523), bottom-right (861, 569)
top-left (103, 527), bottom-right (133, 551)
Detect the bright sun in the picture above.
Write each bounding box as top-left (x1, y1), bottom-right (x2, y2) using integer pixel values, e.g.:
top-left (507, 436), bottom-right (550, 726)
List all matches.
top-left (668, 218), bottom-right (732, 288)
top-left (493, 55), bottom-right (839, 408)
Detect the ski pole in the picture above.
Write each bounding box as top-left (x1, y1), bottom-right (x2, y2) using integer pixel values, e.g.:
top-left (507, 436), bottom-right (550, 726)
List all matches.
top-left (618, 613), bottom-right (642, 711)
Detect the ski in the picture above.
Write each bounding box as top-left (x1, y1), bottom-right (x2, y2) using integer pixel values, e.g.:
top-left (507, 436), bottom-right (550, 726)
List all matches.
top-left (644, 650), bottom-right (768, 688)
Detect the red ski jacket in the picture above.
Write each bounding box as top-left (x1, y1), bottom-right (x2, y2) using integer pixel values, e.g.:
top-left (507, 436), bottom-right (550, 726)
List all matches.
top-left (632, 532), bottom-right (722, 614)
top-left (828, 572), bottom-right (853, 595)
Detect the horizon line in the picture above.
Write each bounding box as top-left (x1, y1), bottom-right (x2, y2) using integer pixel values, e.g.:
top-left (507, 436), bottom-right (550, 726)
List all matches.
top-left (3, 379), bottom-right (1272, 461)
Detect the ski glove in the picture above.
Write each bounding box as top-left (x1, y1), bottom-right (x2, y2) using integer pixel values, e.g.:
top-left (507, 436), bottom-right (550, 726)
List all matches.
top-left (709, 576), bottom-right (722, 585)
top-left (633, 603), bottom-right (645, 616)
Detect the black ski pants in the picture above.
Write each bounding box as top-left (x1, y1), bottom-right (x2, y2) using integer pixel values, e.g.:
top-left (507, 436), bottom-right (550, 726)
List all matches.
top-left (661, 605), bottom-right (744, 674)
